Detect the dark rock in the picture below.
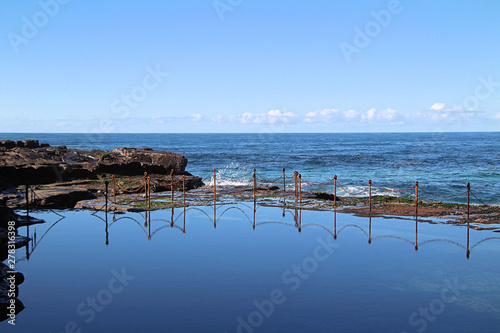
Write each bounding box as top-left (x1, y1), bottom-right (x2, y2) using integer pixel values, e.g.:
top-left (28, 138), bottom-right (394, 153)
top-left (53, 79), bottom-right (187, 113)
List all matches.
top-left (22, 140), bottom-right (39, 149)
top-left (0, 140), bottom-right (15, 149)
top-left (151, 175), bottom-right (204, 192)
top-left (37, 189), bottom-right (96, 209)
top-left (314, 192), bottom-right (340, 201)
top-left (0, 143), bottom-right (190, 186)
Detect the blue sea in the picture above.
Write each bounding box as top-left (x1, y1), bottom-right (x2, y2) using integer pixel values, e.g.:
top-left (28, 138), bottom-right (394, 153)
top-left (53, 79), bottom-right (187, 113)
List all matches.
top-left (2, 132), bottom-right (498, 204)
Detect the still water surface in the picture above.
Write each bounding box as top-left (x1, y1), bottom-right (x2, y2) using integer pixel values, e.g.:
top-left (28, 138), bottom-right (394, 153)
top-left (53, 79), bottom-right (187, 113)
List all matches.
top-left (5, 204), bottom-right (500, 332)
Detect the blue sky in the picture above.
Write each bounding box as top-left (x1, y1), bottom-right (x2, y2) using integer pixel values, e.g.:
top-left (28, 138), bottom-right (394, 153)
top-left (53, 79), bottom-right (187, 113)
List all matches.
top-left (1, 0), bottom-right (499, 133)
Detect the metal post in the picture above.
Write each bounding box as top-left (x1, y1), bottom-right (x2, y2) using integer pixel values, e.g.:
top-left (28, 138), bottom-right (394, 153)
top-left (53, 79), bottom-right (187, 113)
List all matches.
top-left (112, 175), bottom-right (116, 203)
top-left (182, 175), bottom-right (186, 205)
top-left (170, 169), bottom-right (174, 204)
top-left (144, 172), bottom-right (148, 203)
top-left (25, 184), bottom-right (29, 217)
top-left (147, 177), bottom-right (151, 209)
top-left (368, 179), bottom-right (372, 212)
top-left (104, 181), bottom-right (108, 213)
top-left (298, 174), bottom-right (302, 204)
top-left (282, 168), bottom-right (286, 192)
top-left (334, 175), bottom-right (337, 207)
top-left (252, 169), bottom-right (256, 200)
top-left (415, 181), bottom-right (419, 217)
top-left (467, 182), bottom-right (470, 221)
top-left (294, 171), bottom-right (298, 200)
top-left (213, 168), bottom-right (216, 202)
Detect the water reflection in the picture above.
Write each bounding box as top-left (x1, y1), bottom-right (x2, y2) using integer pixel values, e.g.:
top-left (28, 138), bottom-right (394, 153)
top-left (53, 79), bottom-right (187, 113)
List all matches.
top-left (15, 203), bottom-right (500, 265)
top-left (6, 203), bottom-right (500, 331)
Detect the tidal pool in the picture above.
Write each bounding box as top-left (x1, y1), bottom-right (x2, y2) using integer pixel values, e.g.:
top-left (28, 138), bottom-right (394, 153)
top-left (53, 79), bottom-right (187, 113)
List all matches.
top-left (4, 203), bottom-right (500, 332)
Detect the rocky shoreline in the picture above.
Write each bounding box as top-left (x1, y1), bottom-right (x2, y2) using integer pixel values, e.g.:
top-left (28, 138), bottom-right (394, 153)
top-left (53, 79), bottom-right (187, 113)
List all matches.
top-left (0, 139), bottom-right (204, 209)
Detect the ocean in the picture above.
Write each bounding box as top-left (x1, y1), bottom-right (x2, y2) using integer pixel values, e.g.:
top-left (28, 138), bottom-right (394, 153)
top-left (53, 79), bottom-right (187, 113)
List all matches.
top-left (1, 132), bottom-right (499, 204)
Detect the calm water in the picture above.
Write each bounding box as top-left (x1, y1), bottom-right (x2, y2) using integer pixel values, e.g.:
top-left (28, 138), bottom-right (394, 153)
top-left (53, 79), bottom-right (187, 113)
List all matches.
top-left (4, 204), bottom-right (500, 332)
top-left (1, 132), bottom-right (499, 204)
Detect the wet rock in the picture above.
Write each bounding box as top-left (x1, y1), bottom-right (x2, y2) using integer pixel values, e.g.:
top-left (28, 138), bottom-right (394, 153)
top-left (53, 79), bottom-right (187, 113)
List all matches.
top-left (314, 192), bottom-right (341, 201)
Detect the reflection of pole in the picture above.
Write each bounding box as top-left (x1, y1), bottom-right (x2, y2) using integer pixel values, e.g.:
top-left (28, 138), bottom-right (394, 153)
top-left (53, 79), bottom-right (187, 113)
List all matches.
top-left (182, 207), bottom-right (186, 234)
top-left (368, 216), bottom-right (372, 244)
top-left (294, 207), bottom-right (298, 227)
top-left (105, 181), bottom-right (109, 214)
top-left (213, 201), bottom-right (217, 229)
top-left (333, 209), bottom-right (337, 240)
top-left (170, 207), bottom-right (174, 228)
top-left (253, 198), bottom-right (256, 230)
top-left (415, 216), bottom-right (418, 252)
top-left (298, 207), bottom-right (301, 233)
top-left (466, 225), bottom-right (470, 259)
top-left (105, 213), bottom-right (109, 246)
top-left (26, 237), bottom-right (30, 260)
top-left (148, 211), bottom-right (151, 241)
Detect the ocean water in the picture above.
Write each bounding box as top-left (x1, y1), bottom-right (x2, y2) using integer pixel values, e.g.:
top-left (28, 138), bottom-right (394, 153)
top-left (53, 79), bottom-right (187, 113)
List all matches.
top-left (1, 132), bottom-right (499, 204)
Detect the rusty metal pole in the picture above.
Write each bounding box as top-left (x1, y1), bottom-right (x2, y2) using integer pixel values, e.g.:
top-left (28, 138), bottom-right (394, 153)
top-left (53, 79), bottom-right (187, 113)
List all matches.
top-left (170, 169), bottom-right (174, 204)
top-left (213, 168), bottom-right (216, 202)
top-left (144, 172), bottom-right (148, 203)
top-left (334, 175), bottom-right (337, 207)
top-left (25, 184), bottom-right (29, 217)
top-left (252, 170), bottom-right (256, 201)
top-left (282, 168), bottom-right (286, 193)
top-left (294, 171), bottom-right (298, 200)
top-left (415, 181), bottom-right (419, 217)
top-left (182, 175), bottom-right (186, 205)
top-left (104, 181), bottom-right (108, 213)
top-left (112, 175), bottom-right (116, 203)
top-left (467, 182), bottom-right (470, 221)
top-left (298, 174), bottom-right (302, 204)
top-left (368, 179), bottom-right (372, 212)
top-left (147, 177), bottom-right (151, 209)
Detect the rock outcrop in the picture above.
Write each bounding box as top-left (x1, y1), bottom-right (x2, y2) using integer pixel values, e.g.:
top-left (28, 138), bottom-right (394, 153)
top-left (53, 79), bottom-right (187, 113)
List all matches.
top-left (0, 140), bottom-right (190, 186)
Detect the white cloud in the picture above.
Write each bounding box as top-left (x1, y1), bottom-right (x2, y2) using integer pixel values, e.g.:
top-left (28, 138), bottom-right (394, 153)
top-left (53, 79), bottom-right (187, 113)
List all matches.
top-left (191, 113), bottom-right (202, 122)
top-left (238, 109), bottom-right (298, 125)
top-left (344, 109), bottom-right (359, 120)
top-left (211, 115), bottom-right (223, 123)
top-left (430, 103), bottom-right (446, 111)
top-left (305, 108), bottom-right (339, 122)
